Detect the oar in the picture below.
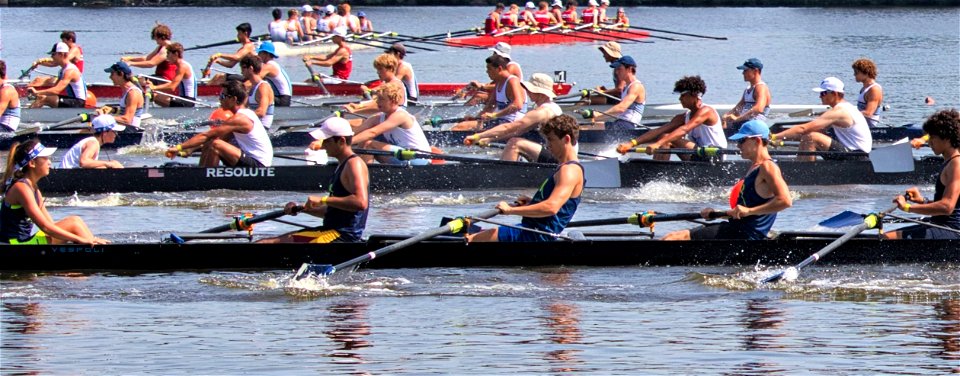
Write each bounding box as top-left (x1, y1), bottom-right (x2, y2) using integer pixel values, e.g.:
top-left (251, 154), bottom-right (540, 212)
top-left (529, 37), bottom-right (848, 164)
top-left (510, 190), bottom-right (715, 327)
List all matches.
top-left (555, 89), bottom-right (590, 101)
top-left (397, 31), bottom-right (485, 49)
top-left (567, 211), bottom-right (725, 227)
top-left (425, 116), bottom-right (467, 127)
top-left (623, 25), bottom-right (727, 40)
top-left (303, 60), bottom-right (331, 96)
top-left (635, 146), bottom-right (912, 173)
top-left (418, 29), bottom-right (477, 40)
top-left (184, 33), bottom-right (269, 51)
top-left (585, 24), bottom-right (657, 43)
top-left (884, 213), bottom-right (960, 236)
top-left (579, 108), bottom-right (649, 129)
top-left (293, 208), bottom-right (501, 279)
top-left (148, 89), bottom-right (213, 108)
top-left (597, 23), bottom-right (678, 41)
top-left (197, 206), bottom-right (304, 234)
top-left (15, 112), bottom-right (95, 136)
top-left (345, 36), bottom-right (403, 53)
top-left (760, 205), bottom-right (897, 284)
top-left (485, 142), bottom-right (611, 160)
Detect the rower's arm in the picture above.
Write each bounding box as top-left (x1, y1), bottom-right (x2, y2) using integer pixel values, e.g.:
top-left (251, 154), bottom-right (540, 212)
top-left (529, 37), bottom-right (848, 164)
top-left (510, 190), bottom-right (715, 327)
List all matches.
top-left (151, 64), bottom-right (187, 92)
top-left (492, 80), bottom-right (525, 119)
top-left (901, 162), bottom-right (960, 216)
top-left (633, 114), bottom-right (684, 145)
top-left (736, 161), bottom-right (792, 217)
top-left (505, 163), bottom-right (582, 218)
top-left (0, 87), bottom-right (12, 114)
top-left (352, 113), bottom-right (405, 144)
top-left (329, 157), bottom-right (369, 212)
top-left (861, 86), bottom-right (883, 119)
top-left (178, 117), bottom-right (249, 150)
top-left (32, 58), bottom-right (57, 69)
top-left (600, 82), bottom-right (643, 119)
top-left (215, 45), bottom-right (254, 67)
top-left (115, 90), bottom-right (143, 126)
top-left (251, 85), bottom-right (273, 118)
top-left (33, 69), bottom-right (75, 96)
top-left (654, 108), bottom-right (715, 146)
top-left (731, 85), bottom-right (770, 124)
top-left (773, 110), bottom-right (840, 141)
top-left (305, 49), bottom-right (344, 67)
top-left (78, 141), bottom-right (113, 169)
top-left (11, 184), bottom-right (90, 244)
top-left (475, 108), bottom-right (547, 142)
top-left (126, 46), bottom-right (165, 68)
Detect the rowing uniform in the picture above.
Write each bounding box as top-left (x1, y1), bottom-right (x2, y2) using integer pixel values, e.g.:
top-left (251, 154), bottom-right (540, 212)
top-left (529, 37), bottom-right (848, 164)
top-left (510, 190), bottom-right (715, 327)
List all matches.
top-left (900, 155), bottom-right (960, 240)
top-left (737, 81), bottom-right (770, 124)
top-left (269, 20), bottom-right (287, 42)
top-left (291, 154), bottom-right (368, 243)
top-left (154, 46), bottom-right (178, 82)
top-left (498, 161), bottom-right (584, 242)
top-left (0, 180), bottom-right (48, 245)
top-left (332, 45), bottom-right (353, 80)
top-left (684, 106), bottom-right (727, 161)
top-left (502, 10), bottom-right (518, 28)
top-left (230, 108), bottom-right (274, 167)
top-left (57, 63), bottom-right (87, 108)
top-left (507, 61), bottom-right (524, 80)
top-left (59, 136), bottom-right (98, 169)
top-left (484, 11), bottom-right (501, 34)
top-left (169, 60), bottom-right (197, 108)
top-left (533, 10), bottom-right (552, 28)
top-left (360, 19), bottom-right (374, 32)
top-left (691, 163), bottom-right (778, 240)
top-left (72, 45), bottom-right (85, 73)
top-left (582, 7), bottom-right (598, 24)
top-left (119, 85), bottom-right (144, 129)
top-left (825, 101), bottom-right (872, 159)
top-left (286, 19), bottom-right (301, 43)
top-left (377, 108), bottom-right (431, 166)
top-left (857, 82), bottom-right (883, 127)
top-left (264, 60), bottom-right (293, 107)
top-left (399, 61), bottom-right (419, 101)
top-left (316, 17), bottom-right (331, 33)
top-left (1, 83), bottom-right (21, 132)
top-left (487, 75), bottom-right (528, 129)
top-left (561, 9), bottom-right (578, 25)
top-left (605, 80), bottom-right (644, 130)
top-left (519, 10), bottom-right (534, 26)
top-left (247, 81), bottom-right (275, 128)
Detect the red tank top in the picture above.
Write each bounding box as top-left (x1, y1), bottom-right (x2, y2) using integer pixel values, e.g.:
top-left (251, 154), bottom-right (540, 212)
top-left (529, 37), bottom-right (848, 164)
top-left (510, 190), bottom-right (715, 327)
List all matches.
top-left (156, 60), bottom-right (179, 81)
top-left (332, 45), bottom-right (352, 80)
top-left (533, 10), bottom-right (551, 28)
top-left (484, 12), bottom-right (500, 34)
top-left (582, 8), bottom-right (597, 24)
top-left (561, 9), bottom-right (577, 24)
top-left (502, 11), bottom-right (517, 27)
top-left (74, 46), bottom-right (84, 73)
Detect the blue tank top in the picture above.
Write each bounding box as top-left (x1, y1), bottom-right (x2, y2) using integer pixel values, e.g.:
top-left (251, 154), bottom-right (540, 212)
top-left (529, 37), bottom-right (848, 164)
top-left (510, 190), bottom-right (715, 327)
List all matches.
top-left (520, 161), bottom-right (584, 239)
top-left (932, 155), bottom-right (960, 229)
top-left (321, 154), bottom-right (368, 242)
top-left (0, 179), bottom-right (40, 243)
top-left (729, 164), bottom-right (776, 240)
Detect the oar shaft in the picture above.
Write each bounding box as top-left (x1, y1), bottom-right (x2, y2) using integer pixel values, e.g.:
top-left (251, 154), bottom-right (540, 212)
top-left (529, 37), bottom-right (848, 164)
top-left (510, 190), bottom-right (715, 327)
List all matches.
top-left (199, 208), bottom-right (297, 233)
top-left (627, 25), bottom-right (727, 40)
top-left (797, 205), bottom-right (896, 271)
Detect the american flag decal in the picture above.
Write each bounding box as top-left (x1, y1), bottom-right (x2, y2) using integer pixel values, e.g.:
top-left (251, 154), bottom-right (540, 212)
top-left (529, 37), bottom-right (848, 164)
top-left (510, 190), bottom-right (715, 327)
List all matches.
top-left (147, 169), bottom-right (164, 178)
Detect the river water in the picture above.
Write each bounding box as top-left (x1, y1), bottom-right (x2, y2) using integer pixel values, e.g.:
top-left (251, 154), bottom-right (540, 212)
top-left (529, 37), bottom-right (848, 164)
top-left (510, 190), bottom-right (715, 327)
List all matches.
top-left (2, 6), bottom-right (960, 375)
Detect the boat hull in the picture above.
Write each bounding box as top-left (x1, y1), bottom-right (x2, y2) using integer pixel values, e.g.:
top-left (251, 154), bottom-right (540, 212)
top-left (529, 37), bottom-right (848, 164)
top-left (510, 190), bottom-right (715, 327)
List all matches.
top-left (448, 28), bottom-right (649, 47)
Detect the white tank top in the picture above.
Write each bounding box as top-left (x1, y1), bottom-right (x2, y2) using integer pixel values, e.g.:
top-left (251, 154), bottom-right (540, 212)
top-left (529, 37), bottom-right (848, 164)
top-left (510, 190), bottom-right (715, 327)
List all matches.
top-left (1, 83), bottom-right (21, 131)
top-left (317, 18), bottom-right (331, 33)
top-left (540, 101), bottom-right (563, 119)
top-left (269, 20), bottom-right (287, 42)
top-left (740, 81), bottom-right (770, 121)
top-left (684, 106), bottom-right (727, 148)
top-left (832, 101), bottom-right (873, 153)
top-left (119, 85), bottom-right (144, 129)
top-left (232, 108), bottom-right (275, 166)
top-left (495, 75), bottom-right (528, 123)
top-left (378, 108), bottom-right (431, 152)
top-left (507, 61), bottom-right (523, 80)
top-left (247, 81), bottom-right (274, 128)
top-left (400, 61), bottom-right (419, 99)
top-left (620, 80), bottom-right (645, 124)
top-left (59, 63), bottom-right (86, 100)
top-left (59, 137), bottom-right (98, 169)
top-left (857, 82), bottom-right (882, 125)
top-left (265, 60), bottom-right (293, 97)
top-left (178, 60), bottom-right (197, 99)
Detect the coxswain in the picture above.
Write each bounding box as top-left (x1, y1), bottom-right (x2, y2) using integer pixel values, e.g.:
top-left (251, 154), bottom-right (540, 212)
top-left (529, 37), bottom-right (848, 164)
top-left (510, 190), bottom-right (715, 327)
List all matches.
top-left (561, 1), bottom-right (581, 26)
top-left (616, 75), bottom-right (726, 160)
top-left (1, 140), bottom-right (109, 245)
top-left (358, 11), bottom-right (374, 32)
top-left (550, 0), bottom-right (565, 26)
top-left (770, 77), bottom-right (873, 162)
top-left (286, 9), bottom-right (305, 43)
top-left (259, 117), bottom-right (369, 244)
top-left (520, 2), bottom-right (537, 26)
top-left (147, 43), bottom-right (197, 108)
top-left (239, 56), bottom-right (275, 129)
top-left (0, 60), bottom-right (22, 132)
top-left (204, 23), bottom-right (257, 84)
top-left (27, 31), bottom-right (84, 87)
top-left (344, 53), bottom-right (407, 116)
top-left (503, 4), bottom-right (521, 29)
top-left (165, 80), bottom-right (274, 168)
top-left (485, 3), bottom-right (505, 35)
top-left (466, 115), bottom-right (585, 242)
top-left (464, 73), bottom-right (565, 163)
top-left (268, 8), bottom-right (288, 42)
top-left (852, 58), bottom-right (884, 127)
top-left (122, 23), bottom-right (178, 84)
top-left (590, 40), bottom-right (623, 105)
top-left (455, 54), bottom-right (528, 131)
top-left (303, 27), bottom-right (353, 80)
top-left (581, 0), bottom-right (598, 27)
top-left (255, 41), bottom-right (293, 107)
top-left (662, 120), bottom-right (792, 240)
top-left (614, 7), bottom-right (629, 25)
top-left (301, 5), bottom-right (318, 41)
top-left (352, 81), bottom-right (432, 166)
top-left (532, 1), bottom-right (557, 29)
top-left (586, 55), bottom-right (645, 130)
top-left (59, 114), bottom-right (124, 169)
top-left (885, 108), bottom-right (960, 240)
top-left (386, 43), bottom-right (419, 102)
top-left (103, 61), bottom-right (145, 129)
top-left (27, 42), bottom-right (89, 109)
top-left (722, 58), bottom-right (771, 128)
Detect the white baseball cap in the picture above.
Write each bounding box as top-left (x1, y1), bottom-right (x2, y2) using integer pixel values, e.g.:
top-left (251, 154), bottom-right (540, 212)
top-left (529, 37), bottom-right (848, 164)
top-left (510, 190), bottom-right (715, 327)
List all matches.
top-left (488, 42), bottom-right (511, 59)
top-left (92, 114), bottom-right (126, 133)
top-left (525, 1), bottom-right (535, 8)
top-left (551, 0), bottom-right (562, 7)
top-left (301, 4), bottom-right (313, 12)
top-left (601, 0), bottom-right (610, 4)
top-left (588, 0), bottom-right (599, 6)
top-left (325, 4), bottom-right (336, 14)
top-left (310, 117), bottom-right (354, 140)
top-left (50, 42), bottom-right (70, 54)
top-left (331, 26), bottom-right (349, 38)
top-left (812, 76), bottom-right (844, 93)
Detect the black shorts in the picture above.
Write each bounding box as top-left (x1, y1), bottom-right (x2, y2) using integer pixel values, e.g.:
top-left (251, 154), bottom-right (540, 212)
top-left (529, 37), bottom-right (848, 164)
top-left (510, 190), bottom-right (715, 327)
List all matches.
top-left (229, 151), bottom-right (266, 167)
top-left (824, 139), bottom-right (867, 161)
top-left (898, 224), bottom-right (960, 240)
top-left (169, 97), bottom-right (197, 108)
top-left (689, 221), bottom-right (766, 240)
top-left (275, 95), bottom-right (292, 107)
top-left (536, 146), bottom-right (558, 163)
top-left (58, 96), bottom-right (85, 108)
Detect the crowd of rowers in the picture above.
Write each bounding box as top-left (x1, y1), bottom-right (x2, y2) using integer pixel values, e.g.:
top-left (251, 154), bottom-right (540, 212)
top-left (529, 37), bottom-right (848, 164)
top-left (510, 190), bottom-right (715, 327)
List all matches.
top-left (482, 0), bottom-right (630, 35)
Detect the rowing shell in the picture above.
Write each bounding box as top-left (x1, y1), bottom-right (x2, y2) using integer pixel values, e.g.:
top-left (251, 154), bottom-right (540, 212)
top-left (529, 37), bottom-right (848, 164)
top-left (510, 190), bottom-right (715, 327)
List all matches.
top-left (448, 28), bottom-right (649, 47)
top-left (2, 235), bottom-right (955, 273)
top-left (271, 40), bottom-right (380, 56)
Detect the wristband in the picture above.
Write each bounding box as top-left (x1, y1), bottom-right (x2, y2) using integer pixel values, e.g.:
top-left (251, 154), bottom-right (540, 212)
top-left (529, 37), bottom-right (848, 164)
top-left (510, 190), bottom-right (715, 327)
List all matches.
top-left (321, 196), bottom-right (328, 205)
top-left (903, 203), bottom-right (911, 212)
top-left (630, 139), bottom-right (638, 146)
top-left (176, 144), bottom-right (183, 152)
top-left (468, 134), bottom-right (480, 141)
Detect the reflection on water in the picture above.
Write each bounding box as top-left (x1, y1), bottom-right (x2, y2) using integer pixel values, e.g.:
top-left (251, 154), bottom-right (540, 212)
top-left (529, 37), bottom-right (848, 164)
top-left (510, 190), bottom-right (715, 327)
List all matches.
top-left (732, 299), bottom-right (788, 375)
top-left (929, 299), bottom-right (960, 365)
top-left (324, 299), bottom-right (373, 365)
top-left (538, 270), bottom-right (584, 373)
top-left (1, 302), bottom-right (44, 376)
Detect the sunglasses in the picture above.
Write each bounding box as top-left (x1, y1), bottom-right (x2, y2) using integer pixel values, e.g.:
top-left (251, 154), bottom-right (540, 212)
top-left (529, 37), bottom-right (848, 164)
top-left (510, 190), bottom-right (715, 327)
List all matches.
top-left (819, 91), bottom-right (832, 98)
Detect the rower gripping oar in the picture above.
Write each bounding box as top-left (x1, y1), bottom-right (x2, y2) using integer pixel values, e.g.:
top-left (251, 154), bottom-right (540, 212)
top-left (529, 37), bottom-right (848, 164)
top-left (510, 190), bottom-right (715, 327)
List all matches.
top-left (294, 208), bottom-right (501, 279)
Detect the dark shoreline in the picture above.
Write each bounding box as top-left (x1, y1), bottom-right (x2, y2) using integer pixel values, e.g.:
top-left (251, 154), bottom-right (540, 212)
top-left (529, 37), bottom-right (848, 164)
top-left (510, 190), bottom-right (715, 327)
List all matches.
top-left (5, 0), bottom-right (960, 7)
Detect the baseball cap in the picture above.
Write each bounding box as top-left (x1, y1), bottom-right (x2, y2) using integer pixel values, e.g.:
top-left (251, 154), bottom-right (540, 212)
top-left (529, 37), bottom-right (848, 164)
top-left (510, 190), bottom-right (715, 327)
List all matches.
top-left (551, 0), bottom-right (562, 7)
top-left (525, 1), bottom-right (535, 8)
top-left (520, 73), bottom-right (556, 100)
top-left (50, 42), bottom-right (70, 55)
top-left (588, 0), bottom-right (599, 6)
top-left (331, 26), bottom-right (349, 38)
top-left (488, 42), bottom-right (511, 59)
top-left (609, 55), bottom-right (636, 68)
top-left (92, 114), bottom-right (126, 133)
top-left (598, 41), bottom-right (622, 59)
top-left (812, 76), bottom-right (844, 93)
top-left (256, 41), bottom-right (279, 58)
top-left (104, 61), bottom-right (133, 76)
top-left (729, 119), bottom-right (770, 141)
top-left (736, 58), bottom-right (763, 71)
top-left (301, 4), bottom-right (313, 12)
top-left (325, 4), bottom-right (335, 14)
top-left (310, 117), bottom-right (354, 140)
top-left (601, 0), bottom-right (610, 4)
top-left (358, 11), bottom-right (366, 17)
top-left (387, 42), bottom-right (407, 58)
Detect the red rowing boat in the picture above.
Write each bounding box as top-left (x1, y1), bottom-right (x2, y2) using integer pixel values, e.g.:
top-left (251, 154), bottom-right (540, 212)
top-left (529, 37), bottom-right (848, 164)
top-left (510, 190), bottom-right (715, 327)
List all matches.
top-left (447, 28), bottom-right (648, 47)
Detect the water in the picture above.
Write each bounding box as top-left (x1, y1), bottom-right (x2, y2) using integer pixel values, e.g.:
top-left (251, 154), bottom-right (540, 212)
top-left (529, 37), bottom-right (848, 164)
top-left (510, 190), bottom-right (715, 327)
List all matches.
top-left (2, 6), bottom-right (960, 374)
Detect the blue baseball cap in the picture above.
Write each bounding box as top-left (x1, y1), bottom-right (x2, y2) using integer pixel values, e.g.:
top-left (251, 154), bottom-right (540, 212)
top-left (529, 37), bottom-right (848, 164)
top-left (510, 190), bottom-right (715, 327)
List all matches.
top-left (609, 55), bottom-right (636, 68)
top-left (737, 58), bottom-right (763, 71)
top-left (104, 61), bottom-right (133, 76)
top-left (256, 41), bottom-right (279, 58)
top-left (729, 119), bottom-right (770, 141)
top-left (358, 11), bottom-right (366, 17)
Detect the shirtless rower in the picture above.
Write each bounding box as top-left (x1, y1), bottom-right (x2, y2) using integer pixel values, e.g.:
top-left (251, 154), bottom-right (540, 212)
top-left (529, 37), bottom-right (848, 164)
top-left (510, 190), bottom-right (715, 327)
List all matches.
top-left (239, 56), bottom-right (275, 129)
top-left (122, 23), bottom-right (178, 84)
top-left (59, 115), bottom-right (124, 169)
top-left (852, 58), bottom-right (884, 127)
top-left (352, 81), bottom-right (432, 166)
top-left (344, 53), bottom-right (407, 118)
top-left (586, 55), bottom-right (645, 130)
top-left (466, 115), bottom-right (585, 243)
top-left (0, 61), bottom-right (22, 132)
top-left (255, 41), bottom-right (293, 107)
top-left (453, 54), bottom-right (528, 131)
top-left (165, 80), bottom-right (274, 168)
top-left (102, 61), bottom-right (145, 129)
top-left (27, 42), bottom-right (89, 109)
top-left (303, 26), bottom-right (353, 80)
top-left (770, 77), bottom-right (873, 162)
top-left (464, 73), bottom-right (564, 163)
top-left (147, 43), bottom-right (197, 108)
top-left (616, 75), bottom-right (726, 160)
top-left (662, 120), bottom-right (792, 240)
top-left (722, 58), bottom-right (771, 129)
top-left (386, 43), bottom-right (419, 102)
top-left (484, 3), bottom-right (505, 35)
top-left (301, 5), bottom-right (318, 41)
top-left (561, 1), bottom-right (581, 26)
top-left (520, 2), bottom-right (538, 26)
top-left (204, 23), bottom-right (257, 85)
top-left (27, 31), bottom-right (84, 87)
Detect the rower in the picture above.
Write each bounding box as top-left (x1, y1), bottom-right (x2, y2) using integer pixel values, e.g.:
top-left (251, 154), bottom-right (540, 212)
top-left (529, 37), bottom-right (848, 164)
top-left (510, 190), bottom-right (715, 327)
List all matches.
top-left (561, 1), bottom-right (581, 26)
top-left (464, 73), bottom-right (565, 163)
top-left (503, 4), bottom-right (520, 29)
top-left (852, 58), bottom-right (884, 127)
top-left (614, 7), bottom-right (628, 25)
top-left (344, 53), bottom-right (407, 116)
top-left (205, 23), bottom-right (257, 85)
top-left (164, 80), bottom-right (274, 168)
top-left (616, 75), bottom-right (726, 161)
top-left (466, 115), bottom-right (585, 243)
top-left (301, 5), bottom-right (318, 41)
top-left (598, 0), bottom-right (611, 24)
top-left (581, 0), bottom-right (598, 27)
top-left (770, 77), bottom-right (873, 162)
top-left (303, 26), bottom-right (353, 80)
top-left (885, 108), bottom-right (960, 240)
top-left (1, 140), bottom-right (109, 245)
top-left (317, 5), bottom-right (336, 34)
top-left (27, 42), bottom-right (89, 109)
top-left (255, 41), bottom-right (293, 107)
top-left (285, 9), bottom-right (305, 43)
top-left (59, 115), bottom-right (125, 169)
top-left (27, 30), bottom-right (85, 87)
top-left (358, 11), bottom-right (373, 32)
top-left (520, 2), bottom-right (537, 27)
top-left (259, 117), bottom-right (369, 244)
top-left (268, 8), bottom-right (288, 42)
top-left (462, 42), bottom-right (524, 104)
top-left (484, 3), bottom-right (505, 35)
top-left (586, 55), bottom-right (644, 130)
top-left (550, 0), bottom-right (564, 27)
top-left (121, 23), bottom-right (177, 84)
top-left (722, 58), bottom-right (771, 128)
top-left (239, 56), bottom-right (275, 129)
top-left (386, 43), bottom-right (419, 102)
top-left (532, 1), bottom-right (557, 29)
top-left (147, 43), bottom-right (197, 108)
top-left (662, 120), bottom-right (792, 240)
top-left (0, 60), bottom-right (22, 132)
top-left (591, 40), bottom-right (623, 105)
top-left (339, 3), bottom-right (362, 34)
top-left (455, 54), bottom-right (528, 131)
top-left (352, 81), bottom-right (431, 166)
top-left (103, 61), bottom-right (145, 129)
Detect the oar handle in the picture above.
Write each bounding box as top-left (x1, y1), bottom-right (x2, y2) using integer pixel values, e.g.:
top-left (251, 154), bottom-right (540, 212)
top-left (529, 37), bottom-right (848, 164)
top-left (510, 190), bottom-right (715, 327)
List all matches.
top-left (427, 116), bottom-right (466, 127)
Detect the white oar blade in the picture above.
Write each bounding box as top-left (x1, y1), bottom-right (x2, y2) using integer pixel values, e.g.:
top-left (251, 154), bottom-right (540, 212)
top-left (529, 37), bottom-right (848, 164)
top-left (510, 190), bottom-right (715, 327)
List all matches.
top-left (870, 138), bottom-right (914, 173)
top-left (583, 157), bottom-right (621, 188)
